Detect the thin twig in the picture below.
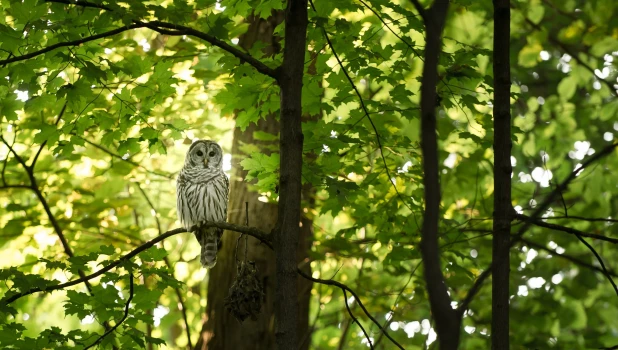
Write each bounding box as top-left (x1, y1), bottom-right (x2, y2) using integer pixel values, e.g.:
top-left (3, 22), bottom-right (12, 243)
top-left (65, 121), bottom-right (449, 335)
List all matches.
top-left (309, 0), bottom-right (414, 215)
top-left (134, 183), bottom-right (193, 349)
top-left (1, 135), bottom-right (95, 283)
top-left (0, 135), bottom-right (28, 169)
top-left (296, 269), bottom-right (404, 350)
top-left (408, 0), bottom-right (428, 21)
top-left (521, 238), bottom-right (618, 277)
top-left (343, 289), bottom-right (374, 350)
top-left (85, 272), bottom-right (135, 350)
top-left (31, 103), bottom-right (67, 169)
top-left (544, 216), bottom-right (618, 224)
top-left (372, 261), bottom-right (423, 347)
top-left (458, 142), bottom-right (618, 314)
top-left (520, 13), bottom-right (617, 97)
top-left (1, 125), bottom-right (18, 185)
top-left (572, 234), bottom-right (618, 296)
top-left (517, 214), bottom-right (618, 244)
top-left (79, 136), bottom-right (174, 179)
top-left (245, 201), bottom-right (249, 262)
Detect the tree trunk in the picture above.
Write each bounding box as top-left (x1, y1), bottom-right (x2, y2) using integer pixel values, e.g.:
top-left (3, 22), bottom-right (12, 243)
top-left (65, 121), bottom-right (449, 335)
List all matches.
top-left (273, 0), bottom-right (308, 345)
top-left (194, 14), bottom-right (312, 350)
top-left (416, 1), bottom-right (461, 349)
top-left (491, 0), bottom-right (512, 348)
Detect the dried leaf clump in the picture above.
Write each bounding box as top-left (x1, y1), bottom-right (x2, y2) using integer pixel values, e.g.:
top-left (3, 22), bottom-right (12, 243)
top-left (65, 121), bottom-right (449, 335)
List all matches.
top-left (224, 261), bottom-right (264, 322)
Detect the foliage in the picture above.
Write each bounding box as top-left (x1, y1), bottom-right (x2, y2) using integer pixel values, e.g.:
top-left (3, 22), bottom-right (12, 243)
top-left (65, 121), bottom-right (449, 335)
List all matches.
top-left (1, 0), bottom-right (618, 349)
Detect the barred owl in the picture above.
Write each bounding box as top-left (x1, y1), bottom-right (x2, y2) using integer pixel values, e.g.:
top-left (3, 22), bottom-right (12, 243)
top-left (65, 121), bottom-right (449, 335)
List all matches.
top-left (177, 140), bottom-right (229, 268)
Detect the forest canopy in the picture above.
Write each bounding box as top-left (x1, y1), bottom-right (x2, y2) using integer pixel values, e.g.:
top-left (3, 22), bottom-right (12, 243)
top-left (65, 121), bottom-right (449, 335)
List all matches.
top-left (1, 0), bottom-right (618, 349)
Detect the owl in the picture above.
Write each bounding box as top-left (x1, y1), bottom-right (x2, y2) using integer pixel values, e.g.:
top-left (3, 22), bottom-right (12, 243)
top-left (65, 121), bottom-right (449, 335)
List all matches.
top-left (177, 140), bottom-right (229, 268)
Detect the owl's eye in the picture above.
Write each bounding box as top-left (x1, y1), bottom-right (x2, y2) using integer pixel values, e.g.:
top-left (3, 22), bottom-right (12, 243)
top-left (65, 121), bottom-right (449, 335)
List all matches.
top-left (196, 151), bottom-right (204, 157)
top-left (209, 151), bottom-right (216, 157)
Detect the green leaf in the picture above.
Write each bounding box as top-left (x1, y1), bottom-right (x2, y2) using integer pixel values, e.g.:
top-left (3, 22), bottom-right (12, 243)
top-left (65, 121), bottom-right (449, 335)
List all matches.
top-left (139, 247), bottom-right (168, 262)
top-left (557, 75), bottom-right (577, 101)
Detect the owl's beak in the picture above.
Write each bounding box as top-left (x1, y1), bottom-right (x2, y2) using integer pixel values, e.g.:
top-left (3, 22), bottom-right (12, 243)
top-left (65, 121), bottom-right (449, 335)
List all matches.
top-left (203, 158), bottom-right (209, 166)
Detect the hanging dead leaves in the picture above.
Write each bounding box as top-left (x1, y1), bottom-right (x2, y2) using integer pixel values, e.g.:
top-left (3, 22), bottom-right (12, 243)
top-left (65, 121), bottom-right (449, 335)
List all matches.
top-left (224, 261), bottom-right (264, 322)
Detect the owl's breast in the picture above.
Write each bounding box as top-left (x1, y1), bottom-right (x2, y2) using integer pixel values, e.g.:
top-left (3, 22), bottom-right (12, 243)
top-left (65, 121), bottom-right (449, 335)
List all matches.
top-left (177, 174), bottom-right (228, 228)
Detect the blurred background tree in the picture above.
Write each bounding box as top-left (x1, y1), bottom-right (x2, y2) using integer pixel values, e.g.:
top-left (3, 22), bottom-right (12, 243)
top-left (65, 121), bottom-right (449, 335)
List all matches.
top-left (1, 0), bottom-right (617, 349)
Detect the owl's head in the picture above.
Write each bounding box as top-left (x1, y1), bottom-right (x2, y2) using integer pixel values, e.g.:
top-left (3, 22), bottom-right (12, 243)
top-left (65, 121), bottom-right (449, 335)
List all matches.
top-left (185, 140), bottom-right (224, 170)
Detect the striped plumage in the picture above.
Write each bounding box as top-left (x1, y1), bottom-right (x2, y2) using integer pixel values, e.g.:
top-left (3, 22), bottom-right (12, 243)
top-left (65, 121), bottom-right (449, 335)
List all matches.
top-left (177, 140), bottom-right (229, 268)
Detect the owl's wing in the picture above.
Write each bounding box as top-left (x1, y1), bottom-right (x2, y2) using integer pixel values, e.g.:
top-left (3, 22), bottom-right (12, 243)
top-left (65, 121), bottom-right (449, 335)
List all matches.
top-left (176, 178), bottom-right (192, 229)
top-left (217, 174), bottom-right (230, 243)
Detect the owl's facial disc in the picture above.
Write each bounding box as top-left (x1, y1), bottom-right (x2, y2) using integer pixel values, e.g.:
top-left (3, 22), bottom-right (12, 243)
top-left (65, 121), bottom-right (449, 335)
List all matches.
top-left (187, 140), bottom-right (222, 169)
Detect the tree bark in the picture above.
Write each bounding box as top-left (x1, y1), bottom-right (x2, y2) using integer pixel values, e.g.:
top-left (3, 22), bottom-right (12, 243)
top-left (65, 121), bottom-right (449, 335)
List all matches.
top-left (416, 1), bottom-right (460, 349)
top-left (194, 13), bottom-right (312, 350)
top-left (491, 0), bottom-right (512, 348)
top-left (273, 1), bottom-right (308, 348)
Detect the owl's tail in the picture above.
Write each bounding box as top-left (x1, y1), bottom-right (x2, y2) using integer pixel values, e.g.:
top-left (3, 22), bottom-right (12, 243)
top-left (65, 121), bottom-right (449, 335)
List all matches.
top-left (196, 227), bottom-right (220, 268)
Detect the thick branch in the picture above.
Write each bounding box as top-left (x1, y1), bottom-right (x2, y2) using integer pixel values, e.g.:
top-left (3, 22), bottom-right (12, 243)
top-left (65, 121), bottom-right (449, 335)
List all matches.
top-left (45, 0), bottom-right (112, 11)
top-left (141, 21), bottom-right (278, 79)
top-left (0, 24), bottom-right (144, 65)
top-left (1, 222), bottom-right (271, 305)
top-left (1, 218), bottom-right (402, 349)
top-left (3, 3), bottom-right (278, 78)
top-left (47, 0), bottom-right (276, 77)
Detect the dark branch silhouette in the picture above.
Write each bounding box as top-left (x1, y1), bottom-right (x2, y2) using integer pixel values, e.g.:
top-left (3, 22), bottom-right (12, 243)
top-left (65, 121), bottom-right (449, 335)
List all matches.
top-left (414, 1), bottom-right (460, 348)
top-left (134, 183), bottom-right (193, 349)
top-left (408, 0), bottom-right (428, 21)
top-left (85, 272), bottom-right (135, 350)
top-left (78, 137), bottom-right (175, 179)
top-left (0, 222), bottom-right (271, 305)
top-left (0, 24), bottom-right (145, 65)
top-left (296, 269), bottom-right (404, 350)
top-left (521, 238), bottom-right (618, 277)
top-left (517, 214), bottom-right (618, 244)
top-left (2, 2), bottom-right (278, 78)
top-left (492, 0), bottom-right (513, 346)
top-left (0, 217), bottom-right (406, 349)
top-left (519, 211), bottom-right (618, 295)
top-left (31, 103), bottom-right (66, 168)
top-left (544, 216), bottom-right (618, 224)
top-left (342, 289), bottom-right (373, 350)
top-left (458, 143), bottom-right (618, 315)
